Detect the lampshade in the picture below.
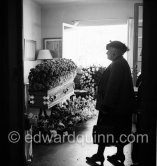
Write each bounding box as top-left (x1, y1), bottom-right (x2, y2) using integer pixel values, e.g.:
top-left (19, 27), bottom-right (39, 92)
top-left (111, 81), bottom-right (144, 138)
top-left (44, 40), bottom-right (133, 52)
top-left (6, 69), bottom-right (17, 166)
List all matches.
top-left (37, 49), bottom-right (52, 60)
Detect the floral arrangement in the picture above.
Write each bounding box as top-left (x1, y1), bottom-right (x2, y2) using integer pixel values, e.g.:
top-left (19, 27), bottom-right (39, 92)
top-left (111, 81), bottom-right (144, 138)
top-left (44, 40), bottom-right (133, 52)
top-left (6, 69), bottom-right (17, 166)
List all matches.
top-left (28, 58), bottom-right (77, 91)
top-left (79, 65), bottom-right (106, 97)
top-left (30, 95), bottom-right (97, 143)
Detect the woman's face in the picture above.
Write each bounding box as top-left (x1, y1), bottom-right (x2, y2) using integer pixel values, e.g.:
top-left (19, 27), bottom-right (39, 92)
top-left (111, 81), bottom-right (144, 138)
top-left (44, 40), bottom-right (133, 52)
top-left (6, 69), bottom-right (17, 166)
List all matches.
top-left (106, 47), bottom-right (121, 61)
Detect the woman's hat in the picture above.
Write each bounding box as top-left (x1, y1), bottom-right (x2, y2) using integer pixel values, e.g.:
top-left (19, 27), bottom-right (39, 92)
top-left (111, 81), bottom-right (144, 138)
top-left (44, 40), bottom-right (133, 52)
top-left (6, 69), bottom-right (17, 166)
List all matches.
top-left (106, 41), bottom-right (129, 53)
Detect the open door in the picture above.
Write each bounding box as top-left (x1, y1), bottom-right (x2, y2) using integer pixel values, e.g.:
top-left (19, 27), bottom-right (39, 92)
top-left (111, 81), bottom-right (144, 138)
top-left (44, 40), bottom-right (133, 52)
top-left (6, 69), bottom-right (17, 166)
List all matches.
top-left (62, 23), bottom-right (79, 64)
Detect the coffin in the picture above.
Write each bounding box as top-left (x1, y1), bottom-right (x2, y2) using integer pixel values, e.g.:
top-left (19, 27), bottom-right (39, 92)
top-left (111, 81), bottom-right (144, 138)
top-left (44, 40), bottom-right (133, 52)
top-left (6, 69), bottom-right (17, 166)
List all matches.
top-left (28, 78), bottom-right (75, 109)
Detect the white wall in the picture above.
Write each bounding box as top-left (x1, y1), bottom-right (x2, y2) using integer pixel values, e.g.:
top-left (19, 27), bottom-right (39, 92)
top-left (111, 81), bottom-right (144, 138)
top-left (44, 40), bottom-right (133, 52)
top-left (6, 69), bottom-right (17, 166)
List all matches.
top-left (23, 0), bottom-right (42, 83)
top-left (41, 1), bottom-right (142, 39)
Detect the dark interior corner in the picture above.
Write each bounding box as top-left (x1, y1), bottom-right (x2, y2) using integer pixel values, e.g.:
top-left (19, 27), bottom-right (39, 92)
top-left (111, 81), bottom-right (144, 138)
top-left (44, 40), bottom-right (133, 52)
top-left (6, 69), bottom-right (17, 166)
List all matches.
top-left (139, 1), bottom-right (156, 165)
top-left (2, 0), bottom-right (25, 165)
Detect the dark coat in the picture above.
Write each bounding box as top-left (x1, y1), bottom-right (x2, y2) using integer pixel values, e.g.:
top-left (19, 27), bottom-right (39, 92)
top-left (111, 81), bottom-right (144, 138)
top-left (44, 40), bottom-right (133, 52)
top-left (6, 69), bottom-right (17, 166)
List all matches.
top-left (96, 57), bottom-right (135, 139)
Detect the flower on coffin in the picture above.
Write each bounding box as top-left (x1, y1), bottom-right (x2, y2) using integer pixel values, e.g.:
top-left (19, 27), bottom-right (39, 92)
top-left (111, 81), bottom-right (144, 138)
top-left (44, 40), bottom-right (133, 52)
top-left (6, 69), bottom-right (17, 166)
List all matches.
top-left (28, 58), bottom-right (77, 91)
top-left (50, 130), bottom-right (57, 137)
top-left (63, 131), bottom-right (68, 136)
top-left (58, 122), bottom-right (65, 128)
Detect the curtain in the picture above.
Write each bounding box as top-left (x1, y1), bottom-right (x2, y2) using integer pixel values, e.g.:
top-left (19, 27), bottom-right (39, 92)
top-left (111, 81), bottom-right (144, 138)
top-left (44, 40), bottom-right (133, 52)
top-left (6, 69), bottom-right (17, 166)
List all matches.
top-left (127, 18), bottom-right (134, 71)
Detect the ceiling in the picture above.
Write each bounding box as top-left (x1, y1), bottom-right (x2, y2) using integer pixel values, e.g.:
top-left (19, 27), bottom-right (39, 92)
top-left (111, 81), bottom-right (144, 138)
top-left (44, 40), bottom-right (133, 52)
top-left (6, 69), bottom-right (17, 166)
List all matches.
top-left (32, 0), bottom-right (141, 5)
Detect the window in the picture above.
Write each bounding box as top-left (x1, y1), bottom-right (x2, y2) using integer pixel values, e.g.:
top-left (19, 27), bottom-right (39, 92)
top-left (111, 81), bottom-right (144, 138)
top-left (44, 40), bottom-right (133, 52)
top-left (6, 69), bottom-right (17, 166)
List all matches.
top-left (63, 23), bottom-right (128, 68)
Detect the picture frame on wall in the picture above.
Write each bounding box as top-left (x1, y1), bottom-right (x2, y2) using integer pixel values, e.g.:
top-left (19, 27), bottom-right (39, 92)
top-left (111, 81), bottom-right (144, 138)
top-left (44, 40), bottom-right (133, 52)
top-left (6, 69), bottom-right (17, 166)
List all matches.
top-left (24, 39), bottom-right (36, 61)
top-left (43, 38), bottom-right (62, 58)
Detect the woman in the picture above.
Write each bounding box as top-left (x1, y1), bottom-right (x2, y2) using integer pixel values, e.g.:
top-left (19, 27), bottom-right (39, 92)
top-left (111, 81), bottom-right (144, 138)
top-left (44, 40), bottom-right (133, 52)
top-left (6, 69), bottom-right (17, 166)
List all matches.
top-left (86, 41), bottom-right (136, 166)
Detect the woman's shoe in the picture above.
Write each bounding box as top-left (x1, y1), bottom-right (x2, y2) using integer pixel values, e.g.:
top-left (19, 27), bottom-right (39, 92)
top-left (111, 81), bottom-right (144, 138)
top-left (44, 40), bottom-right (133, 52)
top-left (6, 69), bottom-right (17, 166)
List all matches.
top-left (86, 154), bottom-right (105, 166)
top-left (107, 154), bottom-right (125, 164)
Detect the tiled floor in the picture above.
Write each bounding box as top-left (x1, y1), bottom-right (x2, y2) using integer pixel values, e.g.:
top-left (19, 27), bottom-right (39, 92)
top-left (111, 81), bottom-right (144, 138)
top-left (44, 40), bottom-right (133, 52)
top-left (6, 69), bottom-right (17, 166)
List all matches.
top-left (29, 116), bottom-right (133, 166)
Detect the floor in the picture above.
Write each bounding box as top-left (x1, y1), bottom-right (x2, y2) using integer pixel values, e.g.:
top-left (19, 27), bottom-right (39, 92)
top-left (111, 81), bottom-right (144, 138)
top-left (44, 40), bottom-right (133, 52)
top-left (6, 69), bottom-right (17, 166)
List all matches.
top-left (29, 116), bottom-right (133, 166)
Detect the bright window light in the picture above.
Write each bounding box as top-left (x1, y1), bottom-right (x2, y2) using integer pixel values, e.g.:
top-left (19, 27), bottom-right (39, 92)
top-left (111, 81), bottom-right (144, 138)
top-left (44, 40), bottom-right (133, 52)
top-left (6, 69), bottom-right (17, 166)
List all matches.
top-left (77, 24), bottom-right (128, 67)
top-left (63, 24), bottom-right (128, 68)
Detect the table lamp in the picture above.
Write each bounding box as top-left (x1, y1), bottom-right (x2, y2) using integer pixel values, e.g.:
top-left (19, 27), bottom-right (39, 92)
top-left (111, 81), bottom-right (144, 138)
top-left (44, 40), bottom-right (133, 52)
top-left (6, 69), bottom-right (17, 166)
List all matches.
top-left (37, 49), bottom-right (52, 61)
